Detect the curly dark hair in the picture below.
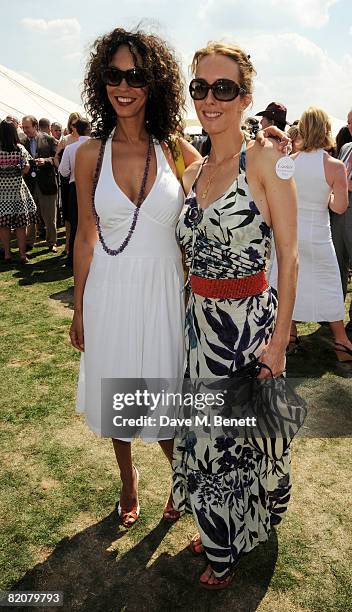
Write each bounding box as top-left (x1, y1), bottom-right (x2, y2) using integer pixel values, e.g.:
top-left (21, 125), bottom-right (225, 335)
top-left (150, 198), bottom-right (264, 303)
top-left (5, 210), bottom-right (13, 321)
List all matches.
top-left (82, 27), bottom-right (185, 143)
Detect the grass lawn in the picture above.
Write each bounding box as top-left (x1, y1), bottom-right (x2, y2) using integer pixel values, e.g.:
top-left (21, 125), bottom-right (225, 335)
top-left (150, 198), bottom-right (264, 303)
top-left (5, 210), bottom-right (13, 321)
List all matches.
top-left (0, 232), bottom-right (351, 612)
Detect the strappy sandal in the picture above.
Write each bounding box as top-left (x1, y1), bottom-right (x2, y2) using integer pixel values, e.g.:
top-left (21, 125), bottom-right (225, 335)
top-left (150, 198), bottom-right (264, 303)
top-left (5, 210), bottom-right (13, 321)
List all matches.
top-left (199, 564), bottom-right (236, 591)
top-left (163, 492), bottom-right (181, 522)
top-left (117, 466), bottom-right (140, 528)
top-left (189, 532), bottom-right (204, 555)
top-left (286, 333), bottom-right (300, 355)
top-left (334, 342), bottom-right (352, 363)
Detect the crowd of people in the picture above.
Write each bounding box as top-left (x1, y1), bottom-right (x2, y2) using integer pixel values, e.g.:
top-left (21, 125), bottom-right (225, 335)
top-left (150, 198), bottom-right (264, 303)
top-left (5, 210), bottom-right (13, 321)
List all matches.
top-left (1, 102), bottom-right (351, 333)
top-left (0, 112), bottom-right (92, 267)
top-left (1, 25), bottom-right (352, 590)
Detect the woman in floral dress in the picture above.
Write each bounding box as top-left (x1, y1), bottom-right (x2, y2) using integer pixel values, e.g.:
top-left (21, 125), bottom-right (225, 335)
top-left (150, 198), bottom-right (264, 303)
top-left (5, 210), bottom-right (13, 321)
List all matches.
top-left (0, 120), bottom-right (36, 263)
top-left (172, 42), bottom-right (298, 589)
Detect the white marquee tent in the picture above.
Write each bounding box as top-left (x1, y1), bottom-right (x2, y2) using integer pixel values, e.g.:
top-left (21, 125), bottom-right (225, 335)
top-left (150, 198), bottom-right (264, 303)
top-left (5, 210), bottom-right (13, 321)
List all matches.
top-left (0, 64), bottom-right (84, 127)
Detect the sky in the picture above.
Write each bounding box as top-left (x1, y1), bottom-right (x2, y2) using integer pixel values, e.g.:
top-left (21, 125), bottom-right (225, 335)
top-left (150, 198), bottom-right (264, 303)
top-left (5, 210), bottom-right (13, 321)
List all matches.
top-left (1, 0), bottom-right (352, 125)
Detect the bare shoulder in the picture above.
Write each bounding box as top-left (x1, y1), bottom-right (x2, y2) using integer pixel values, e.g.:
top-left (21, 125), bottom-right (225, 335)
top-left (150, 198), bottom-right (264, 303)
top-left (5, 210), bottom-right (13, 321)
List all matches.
top-left (77, 138), bottom-right (102, 154)
top-left (247, 139), bottom-right (285, 184)
top-left (324, 152), bottom-right (347, 188)
top-left (75, 138), bottom-right (102, 166)
top-left (324, 152), bottom-right (345, 173)
top-left (248, 138), bottom-right (283, 164)
top-left (75, 139), bottom-right (104, 185)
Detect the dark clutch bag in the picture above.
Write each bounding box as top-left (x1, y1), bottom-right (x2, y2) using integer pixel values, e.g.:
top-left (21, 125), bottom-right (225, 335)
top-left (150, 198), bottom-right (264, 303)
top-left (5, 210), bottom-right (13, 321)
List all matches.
top-left (231, 360), bottom-right (307, 461)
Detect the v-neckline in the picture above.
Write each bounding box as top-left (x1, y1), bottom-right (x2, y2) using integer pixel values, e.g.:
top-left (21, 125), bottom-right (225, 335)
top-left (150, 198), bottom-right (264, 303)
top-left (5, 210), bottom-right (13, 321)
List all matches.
top-left (109, 134), bottom-right (160, 209)
top-left (194, 141), bottom-right (246, 211)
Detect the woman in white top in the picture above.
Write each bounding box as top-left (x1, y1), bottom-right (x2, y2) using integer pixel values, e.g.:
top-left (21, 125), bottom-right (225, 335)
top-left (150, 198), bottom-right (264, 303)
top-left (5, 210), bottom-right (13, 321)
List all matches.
top-left (270, 107), bottom-right (351, 361)
top-left (69, 27), bottom-right (200, 527)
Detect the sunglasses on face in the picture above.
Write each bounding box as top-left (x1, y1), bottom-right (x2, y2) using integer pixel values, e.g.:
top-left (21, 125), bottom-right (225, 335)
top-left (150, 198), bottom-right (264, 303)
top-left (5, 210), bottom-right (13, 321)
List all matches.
top-left (189, 78), bottom-right (243, 102)
top-left (101, 67), bottom-right (148, 88)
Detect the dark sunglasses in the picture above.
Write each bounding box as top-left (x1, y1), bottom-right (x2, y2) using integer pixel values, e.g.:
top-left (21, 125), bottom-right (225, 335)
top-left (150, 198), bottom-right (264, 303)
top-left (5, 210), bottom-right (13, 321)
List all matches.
top-left (101, 67), bottom-right (148, 88)
top-left (189, 78), bottom-right (243, 102)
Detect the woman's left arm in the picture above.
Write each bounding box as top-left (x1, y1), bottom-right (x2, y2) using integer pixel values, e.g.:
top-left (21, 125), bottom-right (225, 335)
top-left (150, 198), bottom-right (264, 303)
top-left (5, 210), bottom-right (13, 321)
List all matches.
top-left (20, 146), bottom-right (31, 175)
top-left (257, 145), bottom-right (298, 378)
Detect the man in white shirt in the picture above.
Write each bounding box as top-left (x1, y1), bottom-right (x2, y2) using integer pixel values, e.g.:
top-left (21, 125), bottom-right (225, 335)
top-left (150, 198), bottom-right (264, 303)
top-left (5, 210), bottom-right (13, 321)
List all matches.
top-left (59, 118), bottom-right (91, 267)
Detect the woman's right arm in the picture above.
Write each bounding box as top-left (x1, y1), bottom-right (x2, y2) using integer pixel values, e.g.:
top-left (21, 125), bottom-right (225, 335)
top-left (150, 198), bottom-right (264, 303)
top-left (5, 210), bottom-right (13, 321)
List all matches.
top-left (70, 140), bottom-right (100, 351)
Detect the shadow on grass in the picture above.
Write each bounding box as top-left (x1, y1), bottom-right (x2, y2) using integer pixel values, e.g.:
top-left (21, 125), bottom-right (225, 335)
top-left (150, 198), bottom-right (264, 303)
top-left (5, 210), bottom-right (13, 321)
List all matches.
top-left (10, 257), bottom-right (72, 285)
top-left (11, 511), bottom-right (278, 612)
top-left (50, 286), bottom-right (74, 310)
top-left (0, 229), bottom-right (72, 284)
top-left (287, 324), bottom-right (352, 379)
top-left (287, 325), bottom-right (352, 438)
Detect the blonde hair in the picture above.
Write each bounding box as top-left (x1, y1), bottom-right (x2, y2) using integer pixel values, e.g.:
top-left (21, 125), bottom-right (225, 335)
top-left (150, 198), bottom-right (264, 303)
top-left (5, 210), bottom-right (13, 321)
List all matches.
top-left (191, 41), bottom-right (256, 95)
top-left (287, 125), bottom-right (300, 141)
top-left (298, 107), bottom-right (334, 152)
top-left (67, 112), bottom-right (81, 133)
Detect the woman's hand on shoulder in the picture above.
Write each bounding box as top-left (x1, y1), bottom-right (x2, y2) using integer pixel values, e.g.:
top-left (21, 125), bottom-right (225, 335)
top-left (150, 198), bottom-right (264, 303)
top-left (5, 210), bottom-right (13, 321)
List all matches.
top-left (251, 137), bottom-right (290, 176)
top-left (256, 126), bottom-right (292, 154)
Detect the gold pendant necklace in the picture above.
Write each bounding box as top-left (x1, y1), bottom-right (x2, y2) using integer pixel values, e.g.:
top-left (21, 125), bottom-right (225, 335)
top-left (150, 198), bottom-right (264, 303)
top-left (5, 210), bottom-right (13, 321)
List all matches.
top-left (201, 170), bottom-right (219, 199)
top-left (200, 141), bottom-right (245, 200)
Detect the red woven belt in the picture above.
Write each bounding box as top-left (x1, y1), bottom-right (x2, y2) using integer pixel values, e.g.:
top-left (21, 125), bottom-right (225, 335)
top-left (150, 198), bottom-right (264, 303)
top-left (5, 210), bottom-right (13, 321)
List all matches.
top-left (190, 271), bottom-right (268, 299)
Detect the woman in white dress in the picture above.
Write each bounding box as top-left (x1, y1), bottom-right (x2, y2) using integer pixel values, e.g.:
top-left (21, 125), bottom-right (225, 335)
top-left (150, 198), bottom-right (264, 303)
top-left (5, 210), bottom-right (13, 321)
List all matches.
top-left (69, 27), bottom-right (200, 526)
top-left (270, 107), bottom-right (352, 360)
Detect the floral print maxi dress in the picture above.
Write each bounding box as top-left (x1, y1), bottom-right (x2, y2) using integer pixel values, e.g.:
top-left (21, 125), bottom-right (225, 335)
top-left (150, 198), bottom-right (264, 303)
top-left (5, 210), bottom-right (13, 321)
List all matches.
top-left (172, 143), bottom-right (291, 580)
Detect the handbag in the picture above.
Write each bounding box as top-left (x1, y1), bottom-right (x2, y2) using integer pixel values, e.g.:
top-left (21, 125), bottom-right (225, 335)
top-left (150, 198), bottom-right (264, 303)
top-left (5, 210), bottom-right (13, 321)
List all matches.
top-left (231, 360), bottom-right (307, 461)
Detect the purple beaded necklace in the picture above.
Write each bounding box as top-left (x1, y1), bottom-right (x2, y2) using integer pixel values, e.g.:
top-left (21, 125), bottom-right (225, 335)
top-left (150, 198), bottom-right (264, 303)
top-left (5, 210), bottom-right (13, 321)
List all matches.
top-left (92, 135), bottom-right (153, 256)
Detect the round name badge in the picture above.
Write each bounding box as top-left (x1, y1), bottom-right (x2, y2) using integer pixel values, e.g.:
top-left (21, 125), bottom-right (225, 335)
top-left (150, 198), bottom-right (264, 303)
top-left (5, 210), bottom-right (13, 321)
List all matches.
top-left (275, 156), bottom-right (295, 180)
top-left (31, 171), bottom-right (37, 178)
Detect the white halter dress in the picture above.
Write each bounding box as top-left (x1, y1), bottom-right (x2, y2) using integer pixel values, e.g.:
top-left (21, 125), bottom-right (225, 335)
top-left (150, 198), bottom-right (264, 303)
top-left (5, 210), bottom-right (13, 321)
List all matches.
top-left (270, 149), bottom-right (345, 322)
top-left (76, 133), bottom-right (185, 437)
